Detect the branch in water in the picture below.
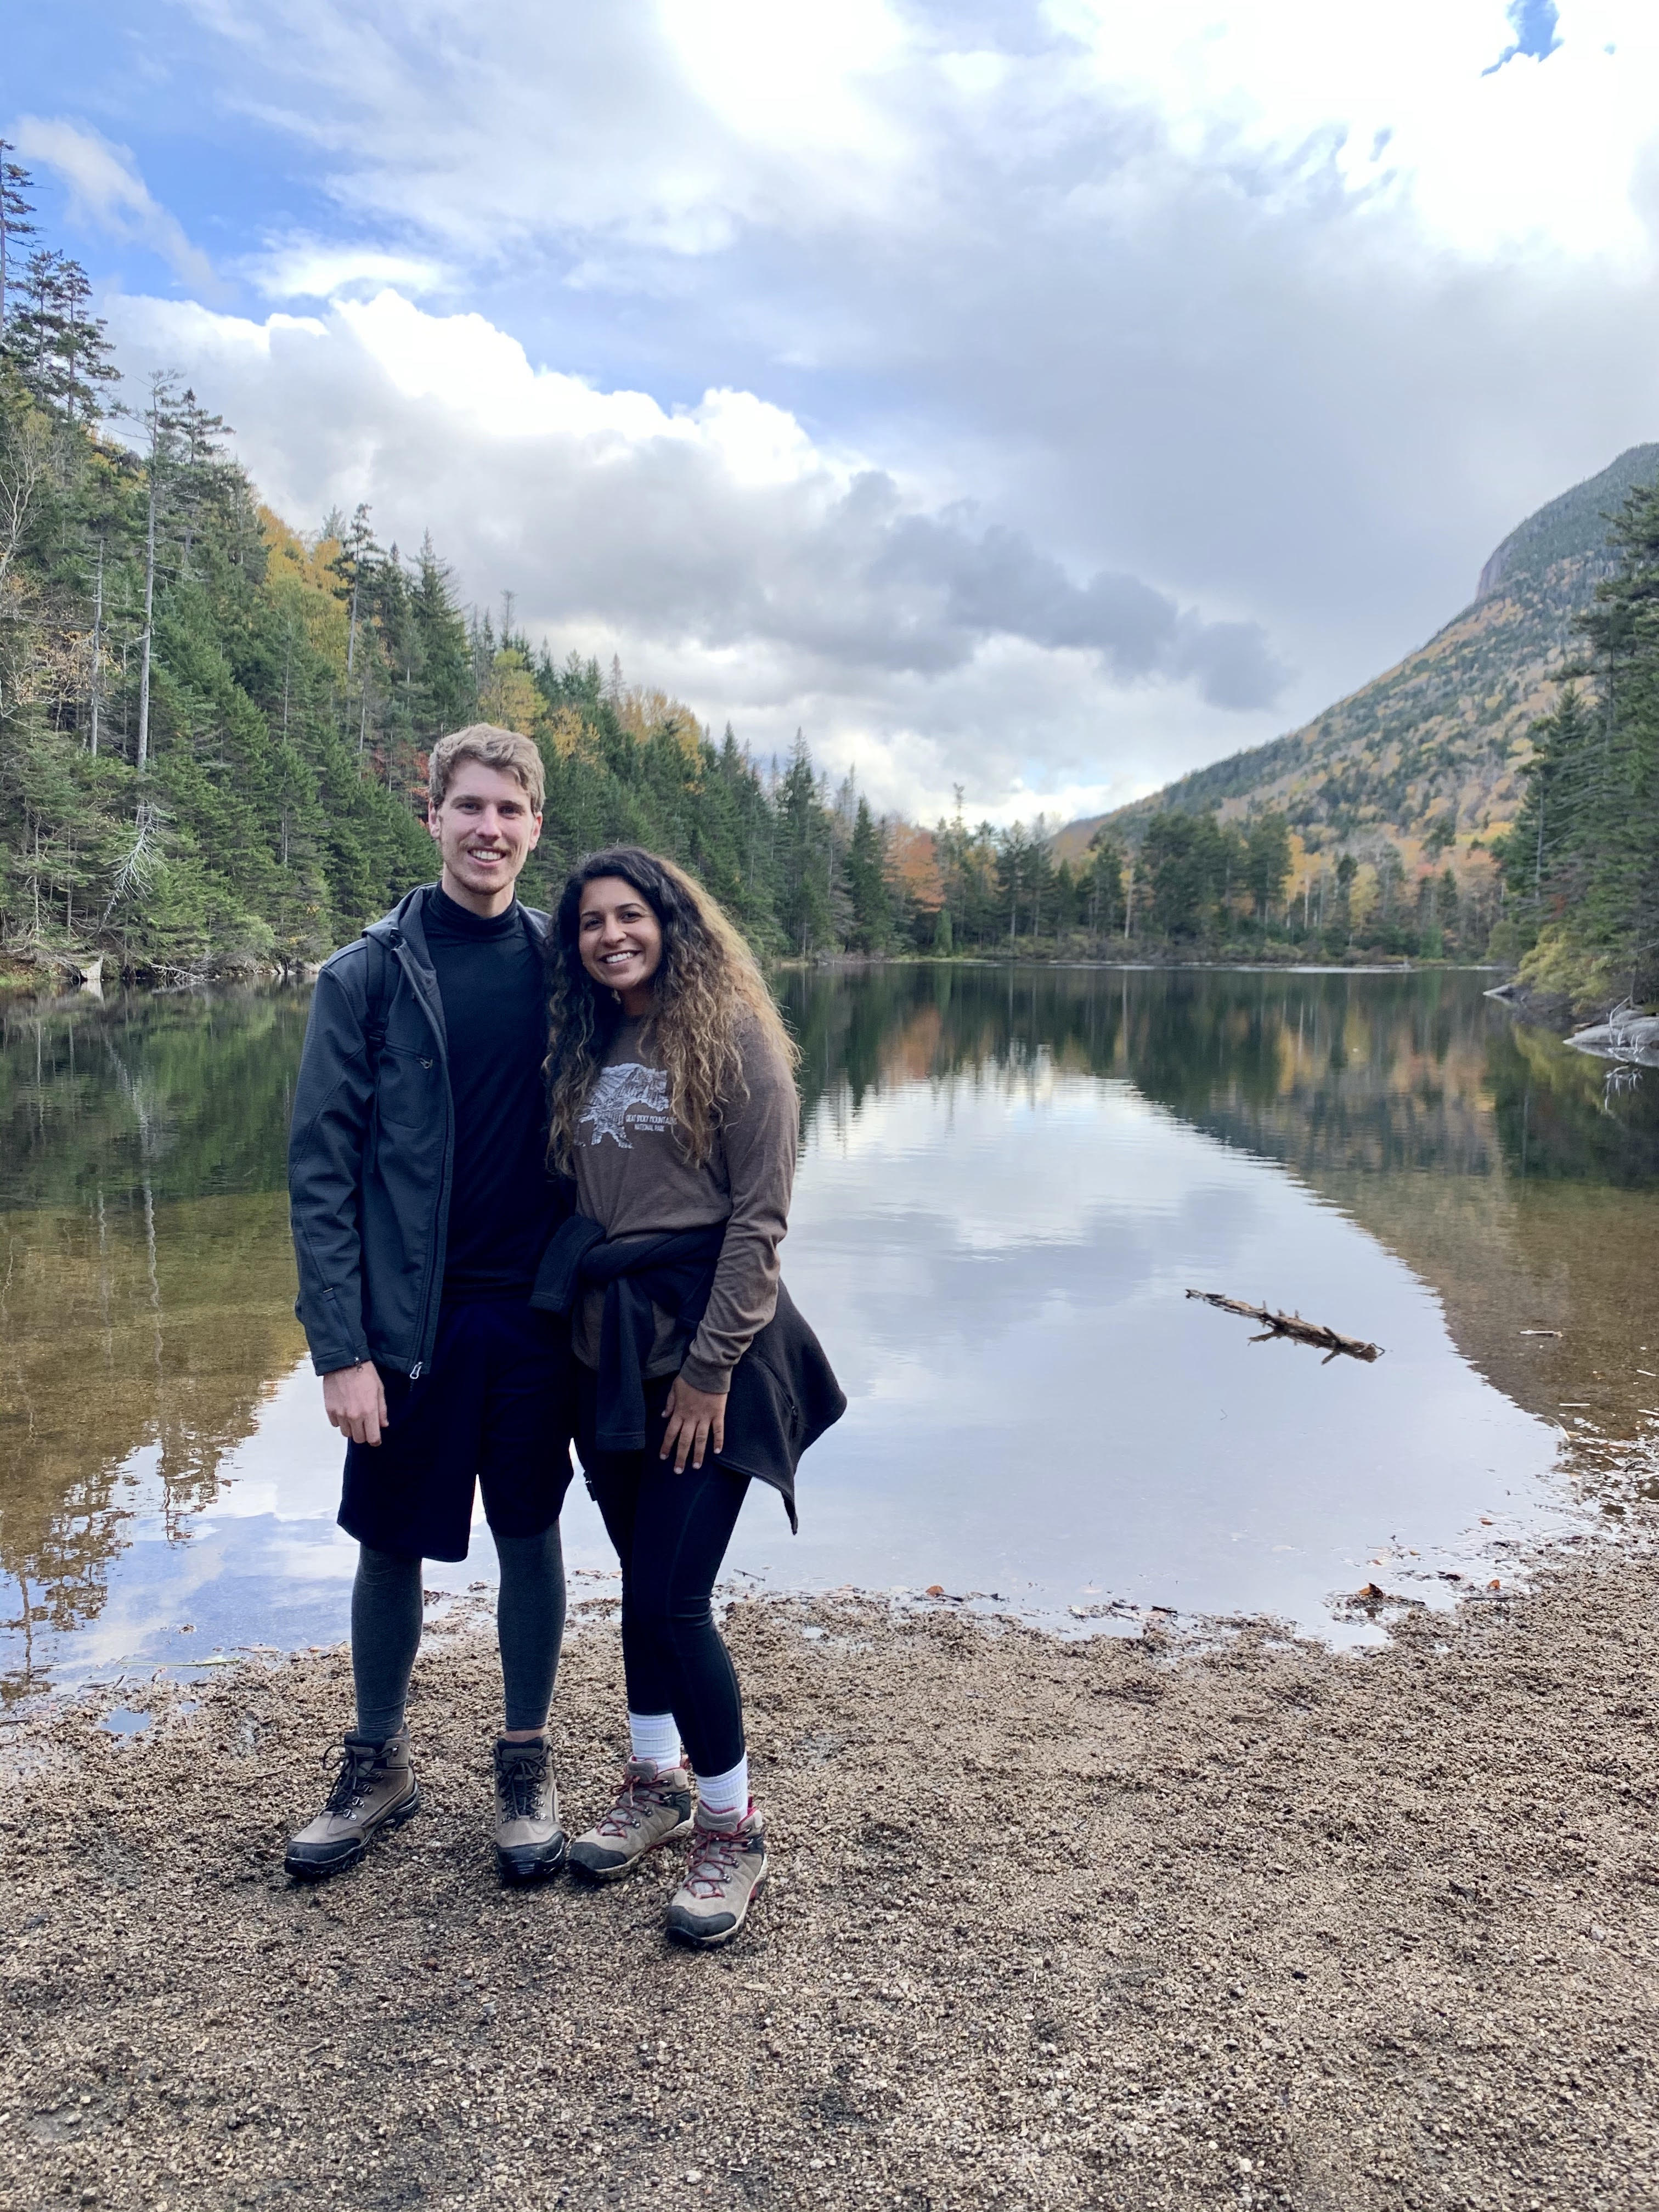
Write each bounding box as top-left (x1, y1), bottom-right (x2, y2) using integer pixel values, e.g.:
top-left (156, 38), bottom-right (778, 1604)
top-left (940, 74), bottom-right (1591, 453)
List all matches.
top-left (1184, 1289), bottom-right (1383, 1365)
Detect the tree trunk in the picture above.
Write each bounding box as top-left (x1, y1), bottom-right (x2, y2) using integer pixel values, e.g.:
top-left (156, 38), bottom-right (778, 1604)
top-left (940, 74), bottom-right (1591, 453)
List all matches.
top-left (136, 482), bottom-right (156, 774)
top-left (88, 538), bottom-right (103, 757)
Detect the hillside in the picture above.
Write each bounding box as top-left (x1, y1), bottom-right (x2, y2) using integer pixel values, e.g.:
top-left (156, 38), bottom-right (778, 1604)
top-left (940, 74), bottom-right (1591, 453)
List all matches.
top-left (1056, 443), bottom-right (1659, 878)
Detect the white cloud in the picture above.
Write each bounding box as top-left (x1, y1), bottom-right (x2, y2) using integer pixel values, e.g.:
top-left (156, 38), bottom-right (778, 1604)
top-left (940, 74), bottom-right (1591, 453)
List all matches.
top-left (10, 115), bottom-right (217, 291)
top-left (171, 0), bottom-right (1659, 269)
top-left (1055, 0), bottom-right (1659, 261)
top-left (247, 239), bottom-right (447, 302)
top-left (109, 285), bottom-right (1288, 819)
top-left (38, 0), bottom-right (1659, 820)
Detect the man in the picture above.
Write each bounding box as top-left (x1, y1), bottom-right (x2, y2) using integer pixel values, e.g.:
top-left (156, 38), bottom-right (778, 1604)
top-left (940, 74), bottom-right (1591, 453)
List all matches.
top-left (285, 724), bottom-right (572, 1884)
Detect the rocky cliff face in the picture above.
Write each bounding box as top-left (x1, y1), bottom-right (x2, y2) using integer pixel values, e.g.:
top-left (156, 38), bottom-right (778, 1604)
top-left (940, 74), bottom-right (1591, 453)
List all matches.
top-left (1475, 443), bottom-right (1659, 601)
top-left (1058, 444), bottom-right (1659, 874)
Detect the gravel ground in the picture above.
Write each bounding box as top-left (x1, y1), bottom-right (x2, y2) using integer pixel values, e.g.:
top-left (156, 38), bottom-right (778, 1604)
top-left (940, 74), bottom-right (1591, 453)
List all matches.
top-left (2, 1539), bottom-right (1657, 2212)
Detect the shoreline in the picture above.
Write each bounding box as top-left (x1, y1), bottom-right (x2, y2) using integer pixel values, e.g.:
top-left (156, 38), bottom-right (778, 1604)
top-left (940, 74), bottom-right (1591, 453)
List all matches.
top-left (7, 949), bottom-right (1517, 992)
top-left (3, 1532), bottom-right (1657, 2210)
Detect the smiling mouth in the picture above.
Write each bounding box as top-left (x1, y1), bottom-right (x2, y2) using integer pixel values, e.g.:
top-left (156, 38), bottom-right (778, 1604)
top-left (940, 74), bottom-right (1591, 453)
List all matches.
top-left (599, 950), bottom-right (641, 967)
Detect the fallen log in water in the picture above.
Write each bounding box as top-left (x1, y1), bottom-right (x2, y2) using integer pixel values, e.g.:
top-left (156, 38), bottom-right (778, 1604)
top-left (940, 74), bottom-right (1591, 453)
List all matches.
top-left (1185, 1289), bottom-right (1383, 1364)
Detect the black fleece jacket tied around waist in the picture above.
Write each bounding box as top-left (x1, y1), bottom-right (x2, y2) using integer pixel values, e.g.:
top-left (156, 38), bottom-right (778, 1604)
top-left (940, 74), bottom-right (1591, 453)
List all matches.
top-left (532, 1211), bottom-right (845, 1533)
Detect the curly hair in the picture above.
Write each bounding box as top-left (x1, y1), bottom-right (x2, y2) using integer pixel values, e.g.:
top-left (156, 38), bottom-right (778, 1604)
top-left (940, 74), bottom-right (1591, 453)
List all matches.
top-left (545, 847), bottom-right (799, 1170)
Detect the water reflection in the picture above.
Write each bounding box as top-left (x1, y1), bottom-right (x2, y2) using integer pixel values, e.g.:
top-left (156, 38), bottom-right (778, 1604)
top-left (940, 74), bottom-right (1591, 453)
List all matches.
top-left (3, 967), bottom-right (1657, 1696)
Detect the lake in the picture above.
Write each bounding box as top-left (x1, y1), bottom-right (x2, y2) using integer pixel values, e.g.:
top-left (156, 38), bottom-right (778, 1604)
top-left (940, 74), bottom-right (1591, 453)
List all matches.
top-left (4, 962), bottom-right (1657, 1701)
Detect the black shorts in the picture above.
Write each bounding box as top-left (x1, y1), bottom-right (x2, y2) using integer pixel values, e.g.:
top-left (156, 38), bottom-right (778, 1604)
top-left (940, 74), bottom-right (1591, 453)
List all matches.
top-left (338, 1300), bottom-right (575, 1562)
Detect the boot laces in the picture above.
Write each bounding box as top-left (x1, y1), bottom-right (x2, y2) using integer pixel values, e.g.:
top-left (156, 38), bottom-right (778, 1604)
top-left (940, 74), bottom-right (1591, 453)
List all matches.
top-left (322, 1742), bottom-right (381, 1818)
top-left (499, 1744), bottom-right (549, 1820)
top-left (595, 1771), bottom-right (665, 1840)
top-left (682, 1824), bottom-right (748, 1899)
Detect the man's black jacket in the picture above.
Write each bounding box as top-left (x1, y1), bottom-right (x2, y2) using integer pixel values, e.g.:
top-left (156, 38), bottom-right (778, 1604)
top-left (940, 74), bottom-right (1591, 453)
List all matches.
top-left (286, 884), bottom-right (551, 1380)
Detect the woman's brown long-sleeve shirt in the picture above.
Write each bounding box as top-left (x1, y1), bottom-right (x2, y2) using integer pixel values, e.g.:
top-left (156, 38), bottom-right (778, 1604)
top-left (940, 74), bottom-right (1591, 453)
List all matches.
top-left (568, 1014), bottom-right (797, 1394)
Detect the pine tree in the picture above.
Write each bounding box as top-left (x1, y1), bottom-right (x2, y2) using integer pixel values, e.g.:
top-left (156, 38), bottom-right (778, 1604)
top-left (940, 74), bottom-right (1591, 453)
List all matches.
top-left (0, 247), bottom-right (119, 421)
top-left (775, 732), bottom-right (833, 955)
top-left (1085, 832), bottom-right (1125, 939)
top-left (410, 534), bottom-right (474, 743)
top-left (54, 259), bottom-right (119, 421)
top-left (1504, 478), bottom-right (1659, 1001)
top-left (0, 145), bottom-right (36, 338)
top-left (1243, 812), bottom-right (1292, 924)
top-left (845, 796), bottom-right (890, 952)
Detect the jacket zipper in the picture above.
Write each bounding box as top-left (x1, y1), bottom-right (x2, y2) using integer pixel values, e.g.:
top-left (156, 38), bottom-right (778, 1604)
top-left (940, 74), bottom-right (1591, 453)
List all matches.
top-left (383, 922), bottom-right (452, 1380)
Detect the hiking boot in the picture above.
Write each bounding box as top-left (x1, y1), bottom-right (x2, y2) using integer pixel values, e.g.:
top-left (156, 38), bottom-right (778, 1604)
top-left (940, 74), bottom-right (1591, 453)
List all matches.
top-left (493, 1736), bottom-right (567, 1884)
top-left (567, 1757), bottom-right (694, 1883)
top-left (664, 1804), bottom-right (769, 1948)
top-left (285, 1732), bottom-right (419, 1880)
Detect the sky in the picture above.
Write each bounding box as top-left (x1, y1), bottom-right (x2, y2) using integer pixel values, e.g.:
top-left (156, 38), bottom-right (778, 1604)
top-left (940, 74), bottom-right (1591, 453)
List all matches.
top-left (8, 0), bottom-right (1659, 825)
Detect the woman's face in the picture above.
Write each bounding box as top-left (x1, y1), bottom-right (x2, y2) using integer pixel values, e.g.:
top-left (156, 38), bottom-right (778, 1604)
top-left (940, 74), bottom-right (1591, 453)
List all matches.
top-left (577, 875), bottom-right (665, 1012)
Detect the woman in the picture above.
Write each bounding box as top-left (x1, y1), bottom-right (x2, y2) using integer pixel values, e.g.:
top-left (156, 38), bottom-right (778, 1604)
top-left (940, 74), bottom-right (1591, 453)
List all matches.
top-left (531, 847), bottom-right (843, 1947)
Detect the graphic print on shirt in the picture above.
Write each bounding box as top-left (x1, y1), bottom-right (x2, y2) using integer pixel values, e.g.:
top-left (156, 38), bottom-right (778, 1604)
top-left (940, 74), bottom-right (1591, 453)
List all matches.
top-left (580, 1062), bottom-right (673, 1148)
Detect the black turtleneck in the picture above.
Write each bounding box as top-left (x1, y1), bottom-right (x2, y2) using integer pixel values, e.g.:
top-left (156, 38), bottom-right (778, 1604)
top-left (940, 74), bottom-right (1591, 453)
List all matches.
top-left (422, 884), bottom-right (557, 1299)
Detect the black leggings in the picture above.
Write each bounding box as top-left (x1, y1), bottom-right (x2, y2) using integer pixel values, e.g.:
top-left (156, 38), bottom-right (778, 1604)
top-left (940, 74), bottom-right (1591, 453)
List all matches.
top-left (577, 1372), bottom-right (751, 1776)
top-left (351, 1524), bottom-right (566, 1741)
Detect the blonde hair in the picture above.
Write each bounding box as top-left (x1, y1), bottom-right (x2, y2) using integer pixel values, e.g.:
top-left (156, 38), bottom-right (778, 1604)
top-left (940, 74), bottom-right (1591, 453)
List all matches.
top-left (545, 847), bottom-right (799, 1170)
top-left (428, 724), bottom-right (545, 813)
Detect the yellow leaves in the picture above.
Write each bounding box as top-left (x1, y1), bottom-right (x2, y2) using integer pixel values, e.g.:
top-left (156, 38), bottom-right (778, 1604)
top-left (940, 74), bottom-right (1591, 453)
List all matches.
top-left (545, 681), bottom-right (708, 768)
top-left (1346, 860), bottom-right (1381, 933)
top-left (544, 704), bottom-right (585, 760)
top-left (258, 506), bottom-right (348, 675)
top-left (476, 650), bottom-right (542, 740)
top-left (615, 684), bottom-right (703, 762)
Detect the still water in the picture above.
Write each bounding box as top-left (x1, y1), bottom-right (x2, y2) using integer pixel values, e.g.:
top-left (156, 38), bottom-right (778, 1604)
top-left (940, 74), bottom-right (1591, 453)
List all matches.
top-left (4, 964), bottom-right (1657, 1699)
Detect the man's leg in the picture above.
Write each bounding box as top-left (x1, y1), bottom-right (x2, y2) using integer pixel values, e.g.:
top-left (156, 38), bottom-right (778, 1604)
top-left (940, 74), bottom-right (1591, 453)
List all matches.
top-left (291, 1320), bottom-right (471, 1883)
top-left (478, 1306), bottom-right (576, 1882)
top-left (285, 1543), bottom-right (424, 1880)
top-left (496, 1523), bottom-right (566, 1739)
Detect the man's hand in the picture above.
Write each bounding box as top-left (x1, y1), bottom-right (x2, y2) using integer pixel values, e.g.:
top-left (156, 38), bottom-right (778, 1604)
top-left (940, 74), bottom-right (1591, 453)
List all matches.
top-left (659, 1376), bottom-right (727, 1472)
top-left (323, 1361), bottom-right (389, 1447)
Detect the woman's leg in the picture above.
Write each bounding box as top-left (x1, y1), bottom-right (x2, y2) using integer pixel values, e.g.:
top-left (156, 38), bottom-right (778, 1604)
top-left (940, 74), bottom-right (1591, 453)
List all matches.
top-left (584, 1443), bottom-right (684, 1753)
top-left (567, 1384), bottom-right (703, 1882)
top-left (626, 1452), bottom-right (751, 1784)
top-left (578, 1371), bottom-right (684, 1755)
top-left (350, 1543), bottom-right (424, 1742)
top-left (494, 1524), bottom-right (567, 1735)
top-left (640, 1457), bottom-right (766, 1948)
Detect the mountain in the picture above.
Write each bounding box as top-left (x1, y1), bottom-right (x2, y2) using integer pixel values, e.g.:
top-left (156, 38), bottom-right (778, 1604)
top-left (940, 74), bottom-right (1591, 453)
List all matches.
top-left (1055, 444), bottom-right (1659, 872)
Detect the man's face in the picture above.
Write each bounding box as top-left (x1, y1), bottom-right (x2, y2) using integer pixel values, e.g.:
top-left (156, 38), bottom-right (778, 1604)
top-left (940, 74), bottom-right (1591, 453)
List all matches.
top-left (428, 759), bottom-right (543, 916)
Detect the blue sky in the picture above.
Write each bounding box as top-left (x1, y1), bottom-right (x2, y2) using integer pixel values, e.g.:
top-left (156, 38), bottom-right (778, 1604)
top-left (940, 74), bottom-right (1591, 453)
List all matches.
top-left (9, 1), bottom-right (1659, 822)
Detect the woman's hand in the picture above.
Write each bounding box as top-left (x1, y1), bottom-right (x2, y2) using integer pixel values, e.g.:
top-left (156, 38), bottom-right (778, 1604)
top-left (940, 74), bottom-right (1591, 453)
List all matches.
top-left (659, 1376), bottom-right (727, 1472)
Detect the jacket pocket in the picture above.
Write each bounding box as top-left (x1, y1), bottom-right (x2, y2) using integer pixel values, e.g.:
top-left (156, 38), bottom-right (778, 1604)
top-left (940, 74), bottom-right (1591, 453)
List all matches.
top-left (376, 1043), bottom-right (439, 1129)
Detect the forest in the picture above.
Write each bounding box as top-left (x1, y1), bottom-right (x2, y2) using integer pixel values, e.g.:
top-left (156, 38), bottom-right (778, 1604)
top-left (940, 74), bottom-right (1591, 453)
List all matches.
top-left (1496, 475), bottom-right (1659, 1009)
top-left (0, 155), bottom-right (1582, 983)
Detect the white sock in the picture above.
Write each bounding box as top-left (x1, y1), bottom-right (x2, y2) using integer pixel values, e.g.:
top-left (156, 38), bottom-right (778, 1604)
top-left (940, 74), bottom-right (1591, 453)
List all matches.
top-left (696, 1753), bottom-right (749, 1822)
top-left (628, 1711), bottom-right (681, 1770)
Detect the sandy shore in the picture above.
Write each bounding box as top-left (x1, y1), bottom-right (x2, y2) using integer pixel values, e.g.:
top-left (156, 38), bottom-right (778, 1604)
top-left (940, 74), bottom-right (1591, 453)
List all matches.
top-left (2, 1539), bottom-right (1657, 2212)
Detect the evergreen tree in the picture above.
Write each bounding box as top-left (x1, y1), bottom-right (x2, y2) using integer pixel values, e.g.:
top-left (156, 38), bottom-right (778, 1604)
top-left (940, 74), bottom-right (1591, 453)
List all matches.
top-left (1141, 812), bottom-right (1230, 939)
top-left (775, 733), bottom-right (833, 954)
top-left (1243, 812), bottom-right (1292, 924)
top-left (3, 248), bottom-right (121, 420)
top-left (845, 796), bottom-right (890, 952)
top-left (0, 145), bottom-right (37, 339)
top-left (1501, 477), bottom-right (1659, 1001)
top-left (410, 534), bottom-right (475, 742)
top-left (1084, 832), bottom-right (1125, 939)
